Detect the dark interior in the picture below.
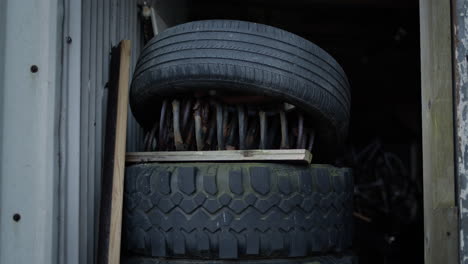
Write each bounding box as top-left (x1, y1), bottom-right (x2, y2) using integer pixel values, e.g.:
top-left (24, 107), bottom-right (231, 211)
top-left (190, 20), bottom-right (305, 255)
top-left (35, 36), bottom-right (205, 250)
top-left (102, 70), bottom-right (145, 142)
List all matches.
top-left (184, 1), bottom-right (423, 263)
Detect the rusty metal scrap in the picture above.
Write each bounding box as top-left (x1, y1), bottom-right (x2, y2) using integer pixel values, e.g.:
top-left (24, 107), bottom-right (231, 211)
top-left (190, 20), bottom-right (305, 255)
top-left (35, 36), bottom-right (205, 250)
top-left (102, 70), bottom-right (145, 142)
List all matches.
top-left (143, 97), bottom-right (316, 152)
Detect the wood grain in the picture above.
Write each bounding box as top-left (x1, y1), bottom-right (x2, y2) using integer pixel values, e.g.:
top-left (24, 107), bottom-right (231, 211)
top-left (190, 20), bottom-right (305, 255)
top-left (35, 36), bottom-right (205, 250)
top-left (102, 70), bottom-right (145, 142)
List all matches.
top-left (420, 0), bottom-right (458, 263)
top-left (126, 149), bottom-right (313, 164)
top-left (97, 40), bottom-right (131, 264)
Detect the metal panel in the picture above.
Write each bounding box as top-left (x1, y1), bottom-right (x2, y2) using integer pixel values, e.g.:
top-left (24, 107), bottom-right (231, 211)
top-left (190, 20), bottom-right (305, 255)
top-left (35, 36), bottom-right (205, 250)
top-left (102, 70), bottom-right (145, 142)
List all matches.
top-left (60, 0), bottom-right (82, 263)
top-left (453, 0), bottom-right (468, 263)
top-left (0, 0), bottom-right (184, 263)
top-left (77, 1), bottom-right (187, 263)
top-left (80, 1), bottom-right (143, 263)
top-left (0, 0), bottom-right (62, 263)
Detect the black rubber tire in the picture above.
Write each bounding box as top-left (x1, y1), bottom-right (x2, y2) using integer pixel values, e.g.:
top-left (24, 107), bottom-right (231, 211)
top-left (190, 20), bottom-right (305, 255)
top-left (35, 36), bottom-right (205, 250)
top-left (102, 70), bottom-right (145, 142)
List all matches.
top-left (130, 20), bottom-right (351, 160)
top-left (123, 163), bottom-right (353, 259)
top-left (123, 255), bottom-right (357, 264)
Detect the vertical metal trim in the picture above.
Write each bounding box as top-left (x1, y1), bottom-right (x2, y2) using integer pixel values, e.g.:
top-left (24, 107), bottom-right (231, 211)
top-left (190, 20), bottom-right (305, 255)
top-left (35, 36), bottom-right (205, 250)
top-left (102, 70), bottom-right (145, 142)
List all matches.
top-left (60, 0), bottom-right (82, 263)
top-left (453, 0), bottom-right (468, 262)
top-left (92, 0), bottom-right (105, 260)
top-left (86, 0), bottom-right (98, 262)
top-left (79, 0), bottom-right (90, 262)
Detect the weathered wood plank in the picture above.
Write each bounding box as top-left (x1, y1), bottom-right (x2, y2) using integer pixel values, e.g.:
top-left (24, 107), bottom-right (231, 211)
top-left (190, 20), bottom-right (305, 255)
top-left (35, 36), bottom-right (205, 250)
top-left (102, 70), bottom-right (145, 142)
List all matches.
top-left (97, 40), bottom-right (131, 264)
top-left (126, 149), bottom-right (312, 164)
top-left (420, 0), bottom-right (458, 263)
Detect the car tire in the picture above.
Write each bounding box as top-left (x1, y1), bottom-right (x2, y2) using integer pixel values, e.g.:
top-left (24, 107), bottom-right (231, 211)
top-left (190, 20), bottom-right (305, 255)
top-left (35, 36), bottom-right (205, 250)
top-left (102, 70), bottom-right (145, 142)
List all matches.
top-left (123, 162), bottom-right (353, 259)
top-left (122, 255), bottom-right (357, 264)
top-left (129, 20), bottom-right (351, 160)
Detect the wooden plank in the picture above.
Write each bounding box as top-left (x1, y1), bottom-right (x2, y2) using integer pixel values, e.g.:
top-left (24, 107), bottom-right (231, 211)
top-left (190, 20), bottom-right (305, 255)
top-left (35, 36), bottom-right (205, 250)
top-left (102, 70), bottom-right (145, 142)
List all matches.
top-left (126, 149), bottom-right (312, 164)
top-left (97, 40), bottom-right (131, 264)
top-left (420, 0), bottom-right (458, 263)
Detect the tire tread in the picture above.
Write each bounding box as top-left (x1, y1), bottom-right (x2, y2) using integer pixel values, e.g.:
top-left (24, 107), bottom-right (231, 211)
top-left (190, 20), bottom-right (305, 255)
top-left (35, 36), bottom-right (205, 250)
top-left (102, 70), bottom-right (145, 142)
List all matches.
top-left (123, 163), bottom-right (353, 259)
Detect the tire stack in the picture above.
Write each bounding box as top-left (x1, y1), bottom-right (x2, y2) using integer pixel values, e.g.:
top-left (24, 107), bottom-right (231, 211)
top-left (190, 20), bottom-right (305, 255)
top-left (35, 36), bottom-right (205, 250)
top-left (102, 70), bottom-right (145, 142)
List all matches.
top-left (123, 20), bottom-right (355, 264)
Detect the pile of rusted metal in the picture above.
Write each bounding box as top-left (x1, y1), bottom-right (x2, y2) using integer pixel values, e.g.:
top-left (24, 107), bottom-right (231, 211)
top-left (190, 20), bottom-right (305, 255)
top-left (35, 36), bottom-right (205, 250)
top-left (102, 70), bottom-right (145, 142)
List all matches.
top-left (143, 98), bottom-right (316, 152)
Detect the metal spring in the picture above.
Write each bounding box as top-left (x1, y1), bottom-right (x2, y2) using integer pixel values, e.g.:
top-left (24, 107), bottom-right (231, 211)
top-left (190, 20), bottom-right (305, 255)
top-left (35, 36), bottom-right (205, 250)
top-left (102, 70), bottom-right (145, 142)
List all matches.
top-left (143, 98), bottom-right (315, 152)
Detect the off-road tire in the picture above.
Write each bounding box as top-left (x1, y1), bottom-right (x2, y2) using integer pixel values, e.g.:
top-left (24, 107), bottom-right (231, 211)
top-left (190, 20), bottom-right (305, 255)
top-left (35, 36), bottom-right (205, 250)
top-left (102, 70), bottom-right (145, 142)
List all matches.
top-left (123, 163), bottom-right (353, 259)
top-left (122, 255), bottom-right (357, 264)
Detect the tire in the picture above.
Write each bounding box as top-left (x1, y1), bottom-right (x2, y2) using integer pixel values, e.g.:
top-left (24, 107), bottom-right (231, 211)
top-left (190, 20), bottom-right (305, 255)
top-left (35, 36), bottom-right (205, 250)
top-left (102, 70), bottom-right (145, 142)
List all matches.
top-left (130, 20), bottom-right (351, 160)
top-left (122, 255), bottom-right (357, 264)
top-left (123, 163), bottom-right (353, 259)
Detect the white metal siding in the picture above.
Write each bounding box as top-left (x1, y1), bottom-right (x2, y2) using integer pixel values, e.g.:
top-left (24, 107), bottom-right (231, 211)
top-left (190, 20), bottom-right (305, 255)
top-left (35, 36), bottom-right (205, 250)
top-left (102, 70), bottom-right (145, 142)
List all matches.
top-left (0, 0), bottom-right (62, 263)
top-left (0, 0), bottom-right (187, 263)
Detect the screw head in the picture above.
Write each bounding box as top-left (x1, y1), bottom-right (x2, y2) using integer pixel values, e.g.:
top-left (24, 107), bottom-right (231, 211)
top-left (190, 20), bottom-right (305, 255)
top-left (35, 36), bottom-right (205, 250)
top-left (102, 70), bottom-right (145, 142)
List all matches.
top-left (30, 65), bottom-right (38, 73)
top-left (66, 36), bottom-right (72, 43)
top-left (13, 213), bottom-right (21, 222)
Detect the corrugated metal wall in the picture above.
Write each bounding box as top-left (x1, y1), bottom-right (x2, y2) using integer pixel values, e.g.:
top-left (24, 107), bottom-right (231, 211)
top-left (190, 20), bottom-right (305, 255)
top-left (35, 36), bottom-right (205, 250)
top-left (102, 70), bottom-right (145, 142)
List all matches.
top-left (80, 0), bottom-right (143, 262)
top-left (78, 0), bottom-right (187, 262)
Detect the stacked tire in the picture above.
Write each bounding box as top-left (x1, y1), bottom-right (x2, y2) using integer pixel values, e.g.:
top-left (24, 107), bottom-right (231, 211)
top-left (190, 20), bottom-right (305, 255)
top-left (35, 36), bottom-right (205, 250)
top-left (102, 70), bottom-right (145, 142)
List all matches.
top-left (130, 20), bottom-right (351, 161)
top-left (124, 20), bottom-right (354, 263)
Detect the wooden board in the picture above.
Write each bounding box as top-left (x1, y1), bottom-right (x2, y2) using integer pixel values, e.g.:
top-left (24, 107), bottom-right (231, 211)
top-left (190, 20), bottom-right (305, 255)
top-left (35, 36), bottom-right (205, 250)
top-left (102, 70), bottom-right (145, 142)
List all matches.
top-left (97, 40), bottom-right (131, 264)
top-left (126, 149), bottom-right (312, 164)
top-left (420, 0), bottom-right (458, 263)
